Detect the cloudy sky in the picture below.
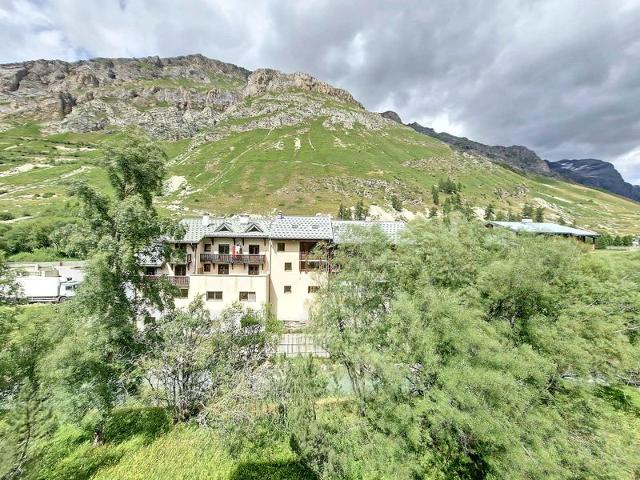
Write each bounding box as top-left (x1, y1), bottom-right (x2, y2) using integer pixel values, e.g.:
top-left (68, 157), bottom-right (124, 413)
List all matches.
top-left (1, 0), bottom-right (639, 183)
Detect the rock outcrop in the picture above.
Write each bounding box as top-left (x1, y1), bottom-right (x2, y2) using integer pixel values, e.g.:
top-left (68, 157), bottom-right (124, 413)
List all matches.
top-left (548, 159), bottom-right (640, 202)
top-left (0, 54), bottom-right (374, 139)
top-left (244, 69), bottom-right (363, 108)
top-left (408, 122), bottom-right (551, 174)
top-left (380, 110), bottom-right (403, 123)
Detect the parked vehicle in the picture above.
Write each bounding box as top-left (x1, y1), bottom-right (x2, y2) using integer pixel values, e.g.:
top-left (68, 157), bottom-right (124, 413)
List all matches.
top-left (16, 275), bottom-right (80, 303)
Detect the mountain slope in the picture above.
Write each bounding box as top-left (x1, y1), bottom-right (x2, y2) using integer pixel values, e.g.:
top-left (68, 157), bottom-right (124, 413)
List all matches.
top-left (0, 55), bottom-right (639, 234)
top-left (548, 158), bottom-right (640, 202)
top-left (408, 121), bottom-right (550, 174)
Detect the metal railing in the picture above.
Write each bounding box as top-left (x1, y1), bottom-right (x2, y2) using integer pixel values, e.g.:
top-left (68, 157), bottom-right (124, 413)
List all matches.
top-left (200, 253), bottom-right (265, 264)
top-left (145, 275), bottom-right (190, 286)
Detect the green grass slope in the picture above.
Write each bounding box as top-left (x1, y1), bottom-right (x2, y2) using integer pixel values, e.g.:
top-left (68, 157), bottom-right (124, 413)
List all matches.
top-left (0, 66), bottom-right (639, 234)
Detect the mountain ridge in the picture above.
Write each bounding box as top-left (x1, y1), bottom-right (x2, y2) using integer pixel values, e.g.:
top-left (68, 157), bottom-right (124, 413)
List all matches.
top-left (381, 110), bottom-right (638, 203)
top-left (0, 54), bottom-right (639, 234)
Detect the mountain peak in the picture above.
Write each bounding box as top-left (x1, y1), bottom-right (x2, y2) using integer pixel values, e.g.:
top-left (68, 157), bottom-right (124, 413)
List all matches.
top-left (245, 68), bottom-right (362, 107)
top-left (548, 159), bottom-right (640, 201)
top-left (380, 110), bottom-right (403, 123)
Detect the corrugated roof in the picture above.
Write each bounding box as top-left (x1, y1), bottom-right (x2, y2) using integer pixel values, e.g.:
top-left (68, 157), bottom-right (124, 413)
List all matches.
top-left (488, 221), bottom-right (599, 237)
top-left (331, 220), bottom-right (406, 243)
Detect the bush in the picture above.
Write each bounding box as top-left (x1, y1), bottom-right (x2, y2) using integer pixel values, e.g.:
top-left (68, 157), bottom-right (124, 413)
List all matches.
top-left (0, 212), bottom-right (14, 221)
top-left (103, 407), bottom-right (171, 444)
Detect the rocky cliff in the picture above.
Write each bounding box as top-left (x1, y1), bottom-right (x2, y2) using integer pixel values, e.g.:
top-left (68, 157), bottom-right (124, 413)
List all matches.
top-left (0, 54), bottom-right (376, 140)
top-left (548, 159), bottom-right (640, 202)
top-left (408, 121), bottom-right (550, 174)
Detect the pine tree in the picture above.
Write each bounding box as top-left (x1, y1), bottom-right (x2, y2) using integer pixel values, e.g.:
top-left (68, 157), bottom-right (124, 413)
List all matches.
top-left (484, 203), bottom-right (495, 220)
top-left (522, 203), bottom-right (534, 219)
top-left (353, 200), bottom-right (367, 220)
top-left (534, 206), bottom-right (544, 222)
top-left (337, 203), bottom-right (352, 220)
top-left (431, 185), bottom-right (440, 205)
top-left (390, 195), bottom-right (403, 212)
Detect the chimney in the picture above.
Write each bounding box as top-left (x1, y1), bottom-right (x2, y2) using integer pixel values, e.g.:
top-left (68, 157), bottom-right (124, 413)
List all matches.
top-left (521, 218), bottom-right (533, 223)
top-left (239, 214), bottom-right (249, 225)
top-left (202, 213), bottom-right (210, 226)
top-left (277, 211), bottom-right (284, 219)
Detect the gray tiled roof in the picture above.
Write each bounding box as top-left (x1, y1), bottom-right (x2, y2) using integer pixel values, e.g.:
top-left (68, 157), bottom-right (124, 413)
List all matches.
top-left (176, 215), bottom-right (405, 243)
top-left (331, 220), bottom-right (406, 243)
top-left (180, 217), bottom-right (271, 243)
top-left (269, 216), bottom-right (334, 240)
top-left (488, 221), bottom-right (599, 237)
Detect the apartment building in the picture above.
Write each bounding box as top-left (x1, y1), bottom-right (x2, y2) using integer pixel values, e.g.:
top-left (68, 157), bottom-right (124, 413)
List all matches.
top-left (143, 214), bottom-right (405, 323)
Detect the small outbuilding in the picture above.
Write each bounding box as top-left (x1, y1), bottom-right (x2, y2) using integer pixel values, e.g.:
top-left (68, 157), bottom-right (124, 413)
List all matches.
top-left (486, 219), bottom-right (600, 243)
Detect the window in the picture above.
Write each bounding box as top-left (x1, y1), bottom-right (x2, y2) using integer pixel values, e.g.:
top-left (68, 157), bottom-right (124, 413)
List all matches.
top-left (218, 244), bottom-right (230, 254)
top-left (249, 244), bottom-right (260, 254)
top-left (277, 242), bottom-right (285, 252)
top-left (284, 262), bottom-right (292, 271)
top-left (239, 291), bottom-right (256, 302)
top-left (206, 291), bottom-right (223, 301)
top-left (218, 264), bottom-right (229, 275)
top-left (174, 265), bottom-right (186, 276)
top-left (248, 264), bottom-right (259, 275)
top-left (203, 263), bottom-right (211, 273)
top-left (284, 285), bottom-right (292, 293)
top-left (176, 288), bottom-right (189, 298)
top-left (308, 286), bottom-right (320, 293)
top-left (204, 243), bottom-right (211, 252)
top-left (145, 267), bottom-right (156, 275)
top-left (65, 284), bottom-right (76, 292)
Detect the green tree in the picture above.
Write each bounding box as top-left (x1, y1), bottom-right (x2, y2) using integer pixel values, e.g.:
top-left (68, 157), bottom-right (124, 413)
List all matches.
top-left (353, 199), bottom-right (367, 221)
top-left (140, 298), bottom-right (279, 423)
top-left (431, 185), bottom-right (439, 205)
top-left (0, 252), bottom-right (19, 304)
top-left (0, 307), bottom-right (54, 478)
top-left (390, 195), bottom-right (403, 212)
top-left (484, 203), bottom-right (495, 220)
top-left (51, 137), bottom-right (181, 441)
top-left (534, 206), bottom-right (545, 222)
top-left (522, 203), bottom-right (534, 219)
top-left (294, 217), bottom-right (640, 479)
top-left (495, 210), bottom-right (506, 221)
top-left (336, 203), bottom-right (351, 220)
top-left (428, 205), bottom-right (438, 218)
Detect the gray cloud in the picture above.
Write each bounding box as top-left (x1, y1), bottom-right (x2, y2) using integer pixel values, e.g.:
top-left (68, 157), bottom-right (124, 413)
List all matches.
top-left (1, 0), bottom-right (639, 183)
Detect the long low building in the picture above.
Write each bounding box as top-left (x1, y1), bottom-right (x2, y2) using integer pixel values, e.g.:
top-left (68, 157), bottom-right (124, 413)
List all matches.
top-left (144, 214), bottom-right (405, 324)
top-left (486, 220), bottom-right (599, 242)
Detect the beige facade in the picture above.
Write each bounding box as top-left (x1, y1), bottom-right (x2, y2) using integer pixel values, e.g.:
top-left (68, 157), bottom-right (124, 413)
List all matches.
top-left (144, 215), bottom-right (404, 323)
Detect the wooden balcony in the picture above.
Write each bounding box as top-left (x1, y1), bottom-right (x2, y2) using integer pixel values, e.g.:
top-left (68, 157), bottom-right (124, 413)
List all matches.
top-left (145, 275), bottom-right (190, 286)
top-left (200, 253), bottom-right (265, 265)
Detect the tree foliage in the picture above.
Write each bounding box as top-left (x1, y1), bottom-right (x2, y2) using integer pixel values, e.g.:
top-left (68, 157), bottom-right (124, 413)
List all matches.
top-left (289, 216), bottom-right (640, 479)
top-left (140, 298), bottom-right (279, 423)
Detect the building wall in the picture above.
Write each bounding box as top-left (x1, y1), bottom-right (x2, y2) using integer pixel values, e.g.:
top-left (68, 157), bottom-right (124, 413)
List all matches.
top-left (268, 239), bottom-right (323, 323)
top-left (176, 273), bottom-right (270, 317)
top-left (167, 237), bottom-right (324, 323)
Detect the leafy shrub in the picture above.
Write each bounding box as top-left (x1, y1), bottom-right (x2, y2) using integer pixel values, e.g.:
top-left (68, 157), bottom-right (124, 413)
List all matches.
top-left (103, 407), bottom-right (171, 444)
top-left (0, 212), bottom-right (14, 221)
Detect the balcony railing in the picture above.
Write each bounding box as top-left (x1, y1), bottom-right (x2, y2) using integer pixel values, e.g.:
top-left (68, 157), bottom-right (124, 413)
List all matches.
top-left (145, 275), bottom-right (190, 286)
top-left (299, 252), bottom-right (329, 272)
top-left (200, 253), bottom-right (265, 264)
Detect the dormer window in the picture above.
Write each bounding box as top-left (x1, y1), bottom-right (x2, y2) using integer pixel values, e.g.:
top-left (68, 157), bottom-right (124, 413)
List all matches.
top-left (246, 223), bottom-right (263, 233)
top-left (215, 223), bottom-right (232, 232)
